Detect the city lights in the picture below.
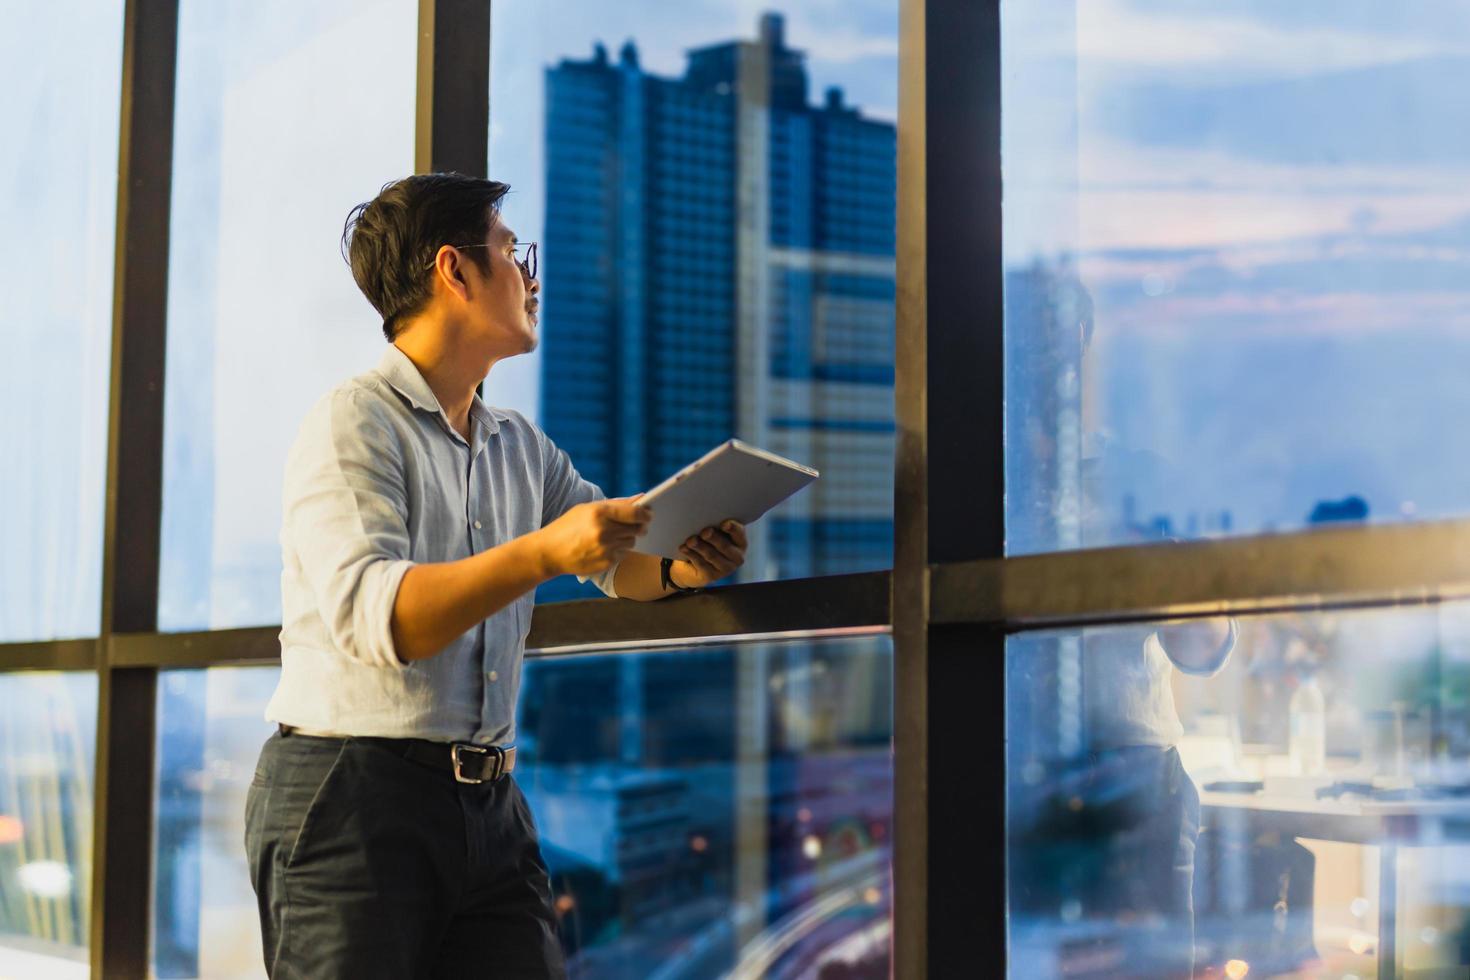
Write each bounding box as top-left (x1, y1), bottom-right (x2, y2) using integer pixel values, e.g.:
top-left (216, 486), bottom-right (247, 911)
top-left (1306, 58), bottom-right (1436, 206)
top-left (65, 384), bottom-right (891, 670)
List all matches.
top-left (17, 860), bottom-right (73, 898)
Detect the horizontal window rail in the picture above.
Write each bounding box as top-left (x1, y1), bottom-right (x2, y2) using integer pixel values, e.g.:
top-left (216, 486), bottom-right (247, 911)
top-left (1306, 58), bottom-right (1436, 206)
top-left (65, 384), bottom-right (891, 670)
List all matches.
top-left (524, 570), bottom-right (893, 653)
top-left (0, 571), bottom-right (893, 671)
top-left (109, 625), bottom-right (280, 668)
top-left (0, 638), bottom-right (98, 672)
top-left (8, 515), bottom-right (1470, 674)
top-left (932, 517), bottom-right (1470, 630)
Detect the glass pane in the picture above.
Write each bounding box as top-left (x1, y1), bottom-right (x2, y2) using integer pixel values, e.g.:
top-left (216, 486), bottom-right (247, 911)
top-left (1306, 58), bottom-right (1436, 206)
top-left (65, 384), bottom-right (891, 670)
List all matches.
top-left (152, 668), bottom-right (277, 979)
top-left (0, 673), bottom-right (98, 978)
top-left (0, 1), bottom-right (124, 641)
top-left (150, 636), bottom-right (892, 978)
top-left (1003, 4), bottom-right (1470, 554)
top-left (158, 0), bottom-right (417, 630)
top-left (490, 6), bottom-right (900, 600)
top-left (1009, 603), bottom-right (1470, 977)
top-left (519, 636), bottom-right (892, 976)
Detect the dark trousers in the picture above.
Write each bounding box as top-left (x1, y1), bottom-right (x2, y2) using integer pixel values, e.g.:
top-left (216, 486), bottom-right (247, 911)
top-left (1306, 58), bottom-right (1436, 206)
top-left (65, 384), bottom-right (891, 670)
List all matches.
top-left (244, 731), bottom-right (565, 979)
top-left (1010, 746), bottom-right (1200, 978)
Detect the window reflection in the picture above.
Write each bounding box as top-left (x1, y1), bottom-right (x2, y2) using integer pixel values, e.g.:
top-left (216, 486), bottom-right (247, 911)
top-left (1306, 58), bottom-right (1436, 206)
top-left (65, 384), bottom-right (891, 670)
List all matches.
top-left (1009, 603), bottom-right (1470, 977)
top-left (152, 668), bottom-right (277, 979)
top-left (1003, 2), bottom-right (1470, 554)
top-left (501, 639), bottom-right (894, 977)
top-left (490, 6), bottom-right (899, 600)
top-left (151, 638), bottom-right (892, 978)
top-left (158, 0), bottom-right (417, 631)
top-left (0, 673), bottom-right (97, 978)
top-left (0, 0), bottom-right (124, 642)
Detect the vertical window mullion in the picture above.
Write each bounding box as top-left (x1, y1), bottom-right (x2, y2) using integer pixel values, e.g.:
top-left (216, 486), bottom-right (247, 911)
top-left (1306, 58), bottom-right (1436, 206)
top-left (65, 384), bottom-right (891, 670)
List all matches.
top-left (92, 0), bottom-right (179, 974)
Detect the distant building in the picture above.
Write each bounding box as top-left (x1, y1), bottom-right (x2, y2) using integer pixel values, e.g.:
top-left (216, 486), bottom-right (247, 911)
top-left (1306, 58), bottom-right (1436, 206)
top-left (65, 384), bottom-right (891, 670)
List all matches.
top-left (540, 12), bottom-right (896, 599)
top-left (519, 767), bottom-right (695, 924)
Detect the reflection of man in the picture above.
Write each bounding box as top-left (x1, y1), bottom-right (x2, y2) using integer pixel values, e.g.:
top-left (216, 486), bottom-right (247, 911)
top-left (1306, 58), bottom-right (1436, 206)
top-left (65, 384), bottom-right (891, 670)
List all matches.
top-left (244, 174), bottom-right (747, 978)
top-left (1010, 270), bottom-right (1235, 977)
top-left (1072, 614), bottom-right (1235, 969)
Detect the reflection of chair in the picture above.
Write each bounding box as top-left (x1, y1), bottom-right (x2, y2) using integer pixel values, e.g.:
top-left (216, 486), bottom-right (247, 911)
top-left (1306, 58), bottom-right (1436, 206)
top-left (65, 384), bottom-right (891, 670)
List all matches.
top-left (0, 675), bottom-right (93, 952)
top-left (1193, 828), bottom-right (1318, 973)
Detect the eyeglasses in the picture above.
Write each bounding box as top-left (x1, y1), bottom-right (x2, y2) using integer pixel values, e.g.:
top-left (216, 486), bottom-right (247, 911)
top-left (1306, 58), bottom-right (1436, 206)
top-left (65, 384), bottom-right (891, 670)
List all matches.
top-left (425, 241), bottom-right (537, 280)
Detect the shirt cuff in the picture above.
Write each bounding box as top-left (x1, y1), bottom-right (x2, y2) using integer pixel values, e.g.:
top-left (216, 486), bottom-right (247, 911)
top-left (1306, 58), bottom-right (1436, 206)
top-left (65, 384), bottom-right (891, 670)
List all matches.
top-left (358, 558), bottom-right (416, 667)
top-left (577, 557), bottom-right (622, 599)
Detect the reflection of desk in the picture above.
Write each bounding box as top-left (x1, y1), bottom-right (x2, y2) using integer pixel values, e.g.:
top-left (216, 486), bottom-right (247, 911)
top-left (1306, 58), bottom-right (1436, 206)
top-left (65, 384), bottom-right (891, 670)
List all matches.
top-left (1201, 791), bottom-right (1470, 978)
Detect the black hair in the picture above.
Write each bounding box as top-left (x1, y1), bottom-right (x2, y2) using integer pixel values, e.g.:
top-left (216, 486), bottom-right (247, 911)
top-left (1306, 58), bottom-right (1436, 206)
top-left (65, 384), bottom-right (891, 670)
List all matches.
top-left (341, 173), bottom-right (511, 340)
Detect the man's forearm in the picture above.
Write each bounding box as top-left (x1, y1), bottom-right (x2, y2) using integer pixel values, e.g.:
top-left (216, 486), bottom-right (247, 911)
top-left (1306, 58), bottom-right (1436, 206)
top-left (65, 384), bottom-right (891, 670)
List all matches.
top-left (390, 533), bottom-right (552, 662)
top-left (615, 551), bottom-right (692, 601)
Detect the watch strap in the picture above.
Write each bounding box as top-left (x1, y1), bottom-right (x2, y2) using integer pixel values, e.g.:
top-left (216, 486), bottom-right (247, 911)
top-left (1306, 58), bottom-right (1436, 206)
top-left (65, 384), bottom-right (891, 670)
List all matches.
top-left (660, 556), bottom-right (700, 594)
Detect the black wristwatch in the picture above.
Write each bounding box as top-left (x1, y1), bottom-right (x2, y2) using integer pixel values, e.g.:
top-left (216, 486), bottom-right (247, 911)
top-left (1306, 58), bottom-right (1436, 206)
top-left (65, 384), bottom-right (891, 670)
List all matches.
top-left (660, 556), bottom-right (701, 594)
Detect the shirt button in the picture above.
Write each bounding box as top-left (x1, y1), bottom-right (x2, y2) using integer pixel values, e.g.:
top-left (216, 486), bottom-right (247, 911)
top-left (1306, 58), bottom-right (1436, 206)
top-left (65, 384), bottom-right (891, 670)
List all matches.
top-left (488, 670), bottom-right (499, 682)
top-left (473, 520), bottom-right (482, 529)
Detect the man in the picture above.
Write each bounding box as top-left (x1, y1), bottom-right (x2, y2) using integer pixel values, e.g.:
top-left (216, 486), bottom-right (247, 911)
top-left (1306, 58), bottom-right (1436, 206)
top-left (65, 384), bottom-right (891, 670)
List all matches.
top-left (244, 173), bottom-right (746, 978)
top-left (1007, 269), bottom-right (1235, 978)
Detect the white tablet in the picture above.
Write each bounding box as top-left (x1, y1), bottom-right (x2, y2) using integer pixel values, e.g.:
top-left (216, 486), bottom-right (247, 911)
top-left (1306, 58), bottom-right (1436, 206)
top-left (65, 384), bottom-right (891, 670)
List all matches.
top-left (634, 440), bottom-right (819, 559)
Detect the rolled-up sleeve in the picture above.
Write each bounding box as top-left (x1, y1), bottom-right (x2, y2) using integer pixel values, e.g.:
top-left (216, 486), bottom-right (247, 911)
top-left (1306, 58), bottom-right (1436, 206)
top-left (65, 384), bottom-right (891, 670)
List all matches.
top-left (1155, 618), bottom-right (1238, 678)
top-left (537, 427), bottom-right (620, 598)
top-left (284, 390), bottom-right (415, 666)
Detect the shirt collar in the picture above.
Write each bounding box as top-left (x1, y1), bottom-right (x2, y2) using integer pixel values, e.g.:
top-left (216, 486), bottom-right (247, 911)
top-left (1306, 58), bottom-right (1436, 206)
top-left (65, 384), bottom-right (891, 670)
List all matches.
top-left (377, 344), bottom-right (507, 438)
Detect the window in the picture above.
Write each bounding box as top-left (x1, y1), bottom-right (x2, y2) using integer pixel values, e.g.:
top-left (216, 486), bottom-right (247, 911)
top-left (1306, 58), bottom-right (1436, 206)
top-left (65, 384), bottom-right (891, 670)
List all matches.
top-left (491, 5), bottom-right (899, 599)
top-left (158, 0), bottom-right (418, 630)
top-left (1003, 2), bottom-right (1470, 554)
top-left (0, 0), bottom-right (125, 642)
top-left (1009, 602), bottom-right (1470, 976)
top-left (151, 668), bottom-right (277, 979)
top-left (519, 635), bottom-right (893, 975)
top-left (0, 673), bottom-right (98, 977)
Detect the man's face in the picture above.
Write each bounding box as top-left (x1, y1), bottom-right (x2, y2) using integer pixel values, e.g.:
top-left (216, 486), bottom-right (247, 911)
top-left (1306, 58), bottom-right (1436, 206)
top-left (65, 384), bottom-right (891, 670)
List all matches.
top-left (463, 214), bottom-right (539, 355)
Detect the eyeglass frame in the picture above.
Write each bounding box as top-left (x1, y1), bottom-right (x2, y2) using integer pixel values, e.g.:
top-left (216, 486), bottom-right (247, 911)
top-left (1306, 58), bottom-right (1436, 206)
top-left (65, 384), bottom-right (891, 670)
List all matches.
top-left (423, 241), bottom-right (537, 281)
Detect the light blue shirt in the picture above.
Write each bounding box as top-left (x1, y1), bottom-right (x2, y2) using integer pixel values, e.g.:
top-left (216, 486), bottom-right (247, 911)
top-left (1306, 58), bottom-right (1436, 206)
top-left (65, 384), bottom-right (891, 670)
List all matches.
top-left (265, 345), bottom-right (618, 745)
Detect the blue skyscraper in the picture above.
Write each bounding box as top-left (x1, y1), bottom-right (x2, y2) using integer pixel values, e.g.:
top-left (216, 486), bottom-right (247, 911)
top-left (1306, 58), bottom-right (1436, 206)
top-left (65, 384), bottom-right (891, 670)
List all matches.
top-left (540, 13), bottom-right (896, 598)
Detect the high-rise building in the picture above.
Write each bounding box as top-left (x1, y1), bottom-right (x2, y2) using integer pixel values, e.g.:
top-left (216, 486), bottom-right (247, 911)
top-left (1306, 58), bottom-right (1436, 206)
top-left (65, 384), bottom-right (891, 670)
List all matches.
top-left (540, 13), bottom-right (896, 599)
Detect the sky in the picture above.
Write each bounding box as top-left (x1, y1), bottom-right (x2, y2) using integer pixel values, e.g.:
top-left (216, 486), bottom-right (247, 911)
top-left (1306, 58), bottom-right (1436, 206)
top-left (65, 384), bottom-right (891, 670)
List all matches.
top-left (1001, 0), bottom-right (1470, 543)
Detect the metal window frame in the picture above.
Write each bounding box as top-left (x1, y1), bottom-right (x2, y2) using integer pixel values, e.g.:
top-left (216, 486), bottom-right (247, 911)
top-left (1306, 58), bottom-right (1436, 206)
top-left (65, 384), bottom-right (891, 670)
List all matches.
top-left (3, 0), bottom-right (1468, 977)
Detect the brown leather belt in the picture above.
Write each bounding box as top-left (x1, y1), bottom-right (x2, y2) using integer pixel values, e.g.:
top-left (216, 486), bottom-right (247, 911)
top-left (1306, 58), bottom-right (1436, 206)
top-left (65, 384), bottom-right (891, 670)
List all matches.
top-left (278, 724), bottom-right (516, 784)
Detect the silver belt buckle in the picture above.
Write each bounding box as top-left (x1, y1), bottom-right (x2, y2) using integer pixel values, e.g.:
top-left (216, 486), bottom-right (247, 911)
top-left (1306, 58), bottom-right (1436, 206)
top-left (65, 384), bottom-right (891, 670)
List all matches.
top-left (451, 743), bottom-right (499, 784)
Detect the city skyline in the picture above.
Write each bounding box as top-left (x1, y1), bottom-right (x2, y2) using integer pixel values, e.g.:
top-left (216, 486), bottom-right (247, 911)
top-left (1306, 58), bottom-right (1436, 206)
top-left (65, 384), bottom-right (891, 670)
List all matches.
top-left (536, 12), bottom-right (896, 596)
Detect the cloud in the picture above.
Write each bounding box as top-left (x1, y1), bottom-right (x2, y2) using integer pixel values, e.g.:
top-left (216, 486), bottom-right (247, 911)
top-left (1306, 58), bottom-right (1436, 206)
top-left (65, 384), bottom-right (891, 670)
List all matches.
top-left (1073, 0), bottom-right (1470, 81)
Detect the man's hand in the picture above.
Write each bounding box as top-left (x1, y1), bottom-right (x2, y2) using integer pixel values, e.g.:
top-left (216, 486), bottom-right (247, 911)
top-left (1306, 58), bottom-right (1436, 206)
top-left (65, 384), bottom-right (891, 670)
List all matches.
top-left (535, 497), bottom-right (652, 578)
top-left (671, 520), bottom-right (748, 588)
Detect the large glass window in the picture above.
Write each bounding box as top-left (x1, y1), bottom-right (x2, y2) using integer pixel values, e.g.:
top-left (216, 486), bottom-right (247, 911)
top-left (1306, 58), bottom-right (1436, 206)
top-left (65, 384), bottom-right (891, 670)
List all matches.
top-left (518, 635), bottom-right (893, 977)
top-left (0, 673), bottom-right (98, 978)
top-left (151, 668), bottom-right (277, 979)
top-left (491, 4), bottom-right (900, 599)
top-left (0, 1), bottom-right (124, 642)
top-left (150, 635), bottom-right (892, 978)
top-left (1003, 3), bottom-right (1470, 554)
top-left (1009, 602), bottom-right (1470, 977)
top-left (158, 0), bottom-right (418, 631)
